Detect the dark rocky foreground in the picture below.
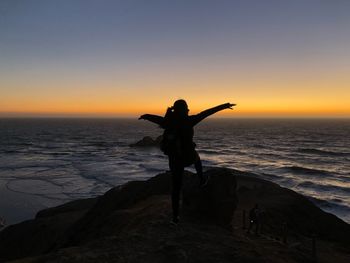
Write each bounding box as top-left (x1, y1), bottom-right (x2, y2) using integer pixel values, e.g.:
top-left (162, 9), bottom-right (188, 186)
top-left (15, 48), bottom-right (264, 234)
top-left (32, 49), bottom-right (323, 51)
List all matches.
top-left (0, 168), bottom-right (349, 263)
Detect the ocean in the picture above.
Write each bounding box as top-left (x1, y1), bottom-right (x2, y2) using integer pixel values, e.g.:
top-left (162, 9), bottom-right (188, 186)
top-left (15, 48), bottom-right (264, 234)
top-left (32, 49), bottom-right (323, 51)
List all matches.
top-left (0, 118), bottom-right (349, 225)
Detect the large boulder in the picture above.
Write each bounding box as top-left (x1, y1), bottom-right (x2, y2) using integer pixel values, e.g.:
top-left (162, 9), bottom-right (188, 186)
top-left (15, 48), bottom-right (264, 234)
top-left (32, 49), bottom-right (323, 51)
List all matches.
top-left (63, 169), bottom-right (238, 246)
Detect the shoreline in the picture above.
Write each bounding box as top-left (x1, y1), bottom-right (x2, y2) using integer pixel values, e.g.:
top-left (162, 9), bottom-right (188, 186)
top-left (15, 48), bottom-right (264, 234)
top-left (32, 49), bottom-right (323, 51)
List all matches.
top-left (0, 179), bottom-right (67, 226)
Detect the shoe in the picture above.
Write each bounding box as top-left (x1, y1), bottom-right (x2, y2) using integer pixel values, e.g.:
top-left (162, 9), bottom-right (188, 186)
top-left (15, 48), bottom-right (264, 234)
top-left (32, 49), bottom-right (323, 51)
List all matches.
top-left (199, 175), bottom-right (209, 188)
top-left (170, 216), bottom-right (179, 226)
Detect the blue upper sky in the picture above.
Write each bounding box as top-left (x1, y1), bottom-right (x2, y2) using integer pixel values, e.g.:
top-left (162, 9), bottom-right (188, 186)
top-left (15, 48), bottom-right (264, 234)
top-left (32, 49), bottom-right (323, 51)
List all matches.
top-left (1, 0), bottom-right (350, 117)
top-left (2, 0), bottom-right (349, 61)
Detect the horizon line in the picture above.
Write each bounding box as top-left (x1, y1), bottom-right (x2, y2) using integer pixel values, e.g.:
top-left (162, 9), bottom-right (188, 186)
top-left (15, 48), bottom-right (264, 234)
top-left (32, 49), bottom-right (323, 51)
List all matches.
top-left (0, 115), bottom-right (349, 120)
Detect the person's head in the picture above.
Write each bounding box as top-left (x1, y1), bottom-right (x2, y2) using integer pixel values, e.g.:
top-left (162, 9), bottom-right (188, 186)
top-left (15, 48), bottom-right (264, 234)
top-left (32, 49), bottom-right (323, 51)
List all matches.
top-left (173, 99), bottom-right (189, 117)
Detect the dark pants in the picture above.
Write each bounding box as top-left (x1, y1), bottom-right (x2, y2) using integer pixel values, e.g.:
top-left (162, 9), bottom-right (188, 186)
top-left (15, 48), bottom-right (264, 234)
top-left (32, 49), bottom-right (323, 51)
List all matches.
top-left (168, 151), bottom-right (203, 220)
top-left (169, 156), bottom-right (184, 220)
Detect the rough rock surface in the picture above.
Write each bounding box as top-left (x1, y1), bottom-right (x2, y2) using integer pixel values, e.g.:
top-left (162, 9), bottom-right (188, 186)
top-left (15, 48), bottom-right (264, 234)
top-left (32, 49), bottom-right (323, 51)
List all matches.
top-left (129, 136), bottom-right (163, 147)
top-left (0, 168), bottom-right (349, 263)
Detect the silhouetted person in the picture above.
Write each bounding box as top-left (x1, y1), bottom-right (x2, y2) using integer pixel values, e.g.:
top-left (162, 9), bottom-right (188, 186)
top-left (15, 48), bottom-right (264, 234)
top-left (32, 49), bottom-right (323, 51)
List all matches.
top-left (247, 204), bottom-right (260, 235)
top-left (161, 105), bottom-right (206, 186)
top-left (140, 100), bottom-right (235, 224)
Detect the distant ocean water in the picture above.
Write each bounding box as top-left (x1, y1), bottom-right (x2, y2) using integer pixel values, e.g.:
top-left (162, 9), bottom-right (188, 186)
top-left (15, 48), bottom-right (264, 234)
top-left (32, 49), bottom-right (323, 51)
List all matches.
top-left (0, 118), bottom-right (349, 224)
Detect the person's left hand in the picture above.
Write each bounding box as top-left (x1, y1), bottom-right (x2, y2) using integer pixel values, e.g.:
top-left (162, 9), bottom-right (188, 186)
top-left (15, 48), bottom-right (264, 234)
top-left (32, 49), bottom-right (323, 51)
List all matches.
top-left (138, 114), bottom-right (147, 120)
top-left (225, 103), bottom-right (236, 109)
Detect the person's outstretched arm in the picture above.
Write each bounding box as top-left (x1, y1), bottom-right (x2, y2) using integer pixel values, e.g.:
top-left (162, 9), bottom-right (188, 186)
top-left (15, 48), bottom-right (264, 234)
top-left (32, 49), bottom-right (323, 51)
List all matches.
top-left (192, 103), bottom-right (235, 125)
top-left (139, 114), bottom-right (164, 126)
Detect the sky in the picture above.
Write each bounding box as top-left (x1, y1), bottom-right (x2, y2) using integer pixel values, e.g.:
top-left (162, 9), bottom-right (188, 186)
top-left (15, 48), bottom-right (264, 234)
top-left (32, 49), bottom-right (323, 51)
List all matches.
top-left (1, 0), bottom-right (349, 118)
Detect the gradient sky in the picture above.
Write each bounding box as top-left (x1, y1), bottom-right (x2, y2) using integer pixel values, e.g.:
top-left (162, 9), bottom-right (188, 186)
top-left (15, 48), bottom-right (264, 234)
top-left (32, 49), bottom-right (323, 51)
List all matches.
top-left (1, 0), bottom-right (349, 117)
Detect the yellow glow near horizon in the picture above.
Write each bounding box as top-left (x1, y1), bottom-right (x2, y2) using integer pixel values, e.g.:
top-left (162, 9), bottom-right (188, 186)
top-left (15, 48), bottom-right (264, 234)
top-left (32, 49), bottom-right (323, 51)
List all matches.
top-left (1, 91), bottom-right (349, 118)
top-left (2, 86), bottom-right (350, 117)
top-left (1, 59), bottom-right (350, 118)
